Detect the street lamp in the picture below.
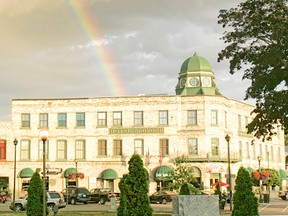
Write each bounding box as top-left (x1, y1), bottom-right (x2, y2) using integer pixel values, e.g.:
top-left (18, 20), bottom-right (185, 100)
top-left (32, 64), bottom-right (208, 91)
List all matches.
top-left (40, 128), bottom-right (48, 216)
top-left (12, 138), bottom-right (18, 211)
top-left (257, 155), bottom-right (263, 203)
top-left (74, 159), bottom-right (78, 187)
top-left (225, 134), bottom-right (232, 211)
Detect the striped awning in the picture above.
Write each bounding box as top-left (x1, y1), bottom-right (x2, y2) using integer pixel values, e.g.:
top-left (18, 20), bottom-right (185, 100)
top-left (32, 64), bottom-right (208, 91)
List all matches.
top-left (64, 168), bottom-right (77, 178)
top-left (279, 169), bottom-right (288, 180)
top-left (154, 165), bottom-right (174, 181)
top-left (101, 169), bottom-right (118, 180)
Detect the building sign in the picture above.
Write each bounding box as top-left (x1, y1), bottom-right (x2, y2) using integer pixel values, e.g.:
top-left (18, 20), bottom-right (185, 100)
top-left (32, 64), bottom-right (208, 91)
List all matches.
top-left (206, 165), bottom-right (225, 173)
top-left (109, 127), bottom-right (164, 134)
top-left (39, 168), bottom-right (62, 175)
top-left (155, 173), bottom-right (173, 178)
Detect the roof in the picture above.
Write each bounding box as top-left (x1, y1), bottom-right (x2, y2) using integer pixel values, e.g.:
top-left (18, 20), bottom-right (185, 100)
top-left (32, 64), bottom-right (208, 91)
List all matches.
top-left (180, 52), bottom-right (212, 74)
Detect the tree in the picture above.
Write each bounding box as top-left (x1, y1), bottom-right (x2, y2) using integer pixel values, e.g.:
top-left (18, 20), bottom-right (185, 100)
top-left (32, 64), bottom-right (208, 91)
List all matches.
top-left (169, 156), bottom-right (200, 194)
top-left (232, 167), bottom-right (259, 216)
top-left (117, 154), bottom-right (153, 216)
top-left (26, 170), bottom-right (45, 216)
top-left (179, 182), bottom-right (190, 195)
top-left (218, 0), bottom-right (288, 140)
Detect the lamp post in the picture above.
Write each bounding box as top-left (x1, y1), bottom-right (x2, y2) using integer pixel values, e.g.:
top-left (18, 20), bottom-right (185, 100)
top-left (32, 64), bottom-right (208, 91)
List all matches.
top-left (40, 128), bottom-right (48, 216)
top-left (12, 138), bottom-right (18, 211)
top-left (225, 134), bottom-right (232, 211)
top-left (74, 159), bottom-right (78, 187)
top-left (257, 155), bottom-right (263, 203)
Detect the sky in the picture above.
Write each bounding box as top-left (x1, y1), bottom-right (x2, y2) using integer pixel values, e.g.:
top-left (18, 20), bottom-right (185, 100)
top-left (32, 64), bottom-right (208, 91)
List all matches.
top-left (0, 0), bottom-right (253, 121)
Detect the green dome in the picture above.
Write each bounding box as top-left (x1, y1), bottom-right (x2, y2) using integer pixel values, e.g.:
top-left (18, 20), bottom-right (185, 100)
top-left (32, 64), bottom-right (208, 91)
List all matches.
top-left (180, 52), bottom-right (212, 74)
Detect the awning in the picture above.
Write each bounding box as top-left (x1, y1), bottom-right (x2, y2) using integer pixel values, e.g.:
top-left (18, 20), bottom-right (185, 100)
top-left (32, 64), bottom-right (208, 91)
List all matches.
top-left (154, 165), bottom-right (174, 181)
top-left (20, 168), bottom-right (34, 178)
top-left (101, 169), bottom-right (118, 180)
top-left (279, 169), bottom-right (288, 180)
top-left (64, 168), bottom-right (77, 178)
top-left (245, 167), bottom-right (254, 175)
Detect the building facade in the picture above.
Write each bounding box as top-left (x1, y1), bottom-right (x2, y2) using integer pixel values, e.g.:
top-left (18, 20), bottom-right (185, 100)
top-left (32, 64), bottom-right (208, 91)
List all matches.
top-left (0, 53), bottom-right (285, 198)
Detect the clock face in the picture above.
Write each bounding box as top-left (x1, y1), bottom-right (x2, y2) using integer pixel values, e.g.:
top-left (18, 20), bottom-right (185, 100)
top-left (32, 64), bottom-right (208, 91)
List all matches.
top-left (189, 77), bottom-right (199, 86)
top-left (202, 77), bottom-right (210, 86)
top-left (180, 79), bottom-right (186, 88)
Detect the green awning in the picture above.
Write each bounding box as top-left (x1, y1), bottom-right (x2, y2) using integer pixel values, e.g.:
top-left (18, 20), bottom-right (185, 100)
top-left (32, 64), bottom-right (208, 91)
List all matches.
top-left (245, 167), bottom-right (254, 175)
top-left (154, 165), bottom-right (174, 181)
top-left (64, 168), bottom-right (77, 178)
top-left (20, 168), bottom-right (34, 178)
top-left (279, 169), bottom-right (288, 180)
top-left (101, 169), bottom-right (118, 180)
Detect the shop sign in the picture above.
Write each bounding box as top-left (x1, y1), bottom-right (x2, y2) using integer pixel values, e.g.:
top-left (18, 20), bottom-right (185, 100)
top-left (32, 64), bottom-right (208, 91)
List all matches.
top-left (206, 165), bottom-right (225, 173)
top-left (47, 168), bottom-right (62, 175)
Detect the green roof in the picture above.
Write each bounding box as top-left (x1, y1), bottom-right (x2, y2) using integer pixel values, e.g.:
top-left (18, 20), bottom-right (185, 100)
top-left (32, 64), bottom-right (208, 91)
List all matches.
top-left (64, 168), bottom-right (77, 178)
top-left (101, 169), bottom-right (118, 180)
top-left (154, 165), bottom-right (174, 181)
top-left (20, 168), bottom-right (34, 178)
top-left (180, 52), bottom-right (212, 74)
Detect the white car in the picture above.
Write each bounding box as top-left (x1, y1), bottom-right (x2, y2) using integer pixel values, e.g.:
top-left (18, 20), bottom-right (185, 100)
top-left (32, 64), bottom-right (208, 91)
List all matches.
top-left (10, 191), bottom-right (66, 211)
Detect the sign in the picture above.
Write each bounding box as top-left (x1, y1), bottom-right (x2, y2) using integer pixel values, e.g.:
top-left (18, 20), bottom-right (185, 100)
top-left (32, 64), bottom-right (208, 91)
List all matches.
top-left (39, 168), bottom-right (62, 175)
top-left (109, 127), bottom-right (164, 134)
top-left (206, 165), bottom-right (225, 173)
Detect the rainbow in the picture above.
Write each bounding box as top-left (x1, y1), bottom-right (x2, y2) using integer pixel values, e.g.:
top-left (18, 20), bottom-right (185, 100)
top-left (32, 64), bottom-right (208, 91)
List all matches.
top-left (68, 0), bottom-right (127, 96)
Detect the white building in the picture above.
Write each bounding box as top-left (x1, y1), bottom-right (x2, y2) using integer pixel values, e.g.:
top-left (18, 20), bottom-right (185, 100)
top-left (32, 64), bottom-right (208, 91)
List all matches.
top-left (0, 52), bottom-right (285, 198)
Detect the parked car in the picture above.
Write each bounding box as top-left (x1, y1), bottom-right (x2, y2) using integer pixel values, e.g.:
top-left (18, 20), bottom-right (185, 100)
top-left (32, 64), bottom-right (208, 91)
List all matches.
top-left (90, 188), bottom-right (112, 204)
top-left (9, 191), bottom-right (66, 211)
top-left (149, 191), bottom-right (176, 204)
top-left (61, 187), bottom-right (91, 205)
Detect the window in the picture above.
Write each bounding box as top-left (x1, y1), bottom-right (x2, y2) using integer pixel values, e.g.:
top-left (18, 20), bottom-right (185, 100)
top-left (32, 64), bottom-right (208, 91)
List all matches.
top-left (57, 140), bottom-right (67, 160)
top-left (113, 140), bottom-right (122, 156)
top-left (76, 113), bottom-right (85, 127)
top-left (98, 112), bottom-right (107, 127)
top-left (159, 139), bottom-right (169, 156)
top-left (58, 113), bottom-right (67, 128)
top-left (0, 140), bottom-right (6, 160)
top-left (238, 115), bottom-right (242, 130)
top-left (239, 141), bottom-right (242, 158)
top-left (270, 146), bottom-right (274, 161)
top-left (211, 110), bottom-right (218, 126)
top-left (20, 140), bottom-right (30, 160)
top-left (134, 111), bottom-right (143, 126)
top-left (134, 139), bottom-right (144, 155)
top-left (113, 112), bottom-right (122, 126)
top-left (38, 140), bottom-right (49, 160)
top-left (75, 140), bottom-right (85, 159)
top-left (246, 142), bottom-right (250, 159)
top-left (159, 110), bottom-right (168, 125)
top-left (98, 140), bottom-right (107, 156)
top-left (188, 138), bottom-right (198, 155)
top-left (259, 144), bottom-right (262, 157)
top-left (211, 138), bottom-right (219, 156)
top-left (187, 110), bottom-right (197, 125)
top-left (21, 113), bottom-right (30, 128)
top-left (39, 113), bottom-right (48, 128)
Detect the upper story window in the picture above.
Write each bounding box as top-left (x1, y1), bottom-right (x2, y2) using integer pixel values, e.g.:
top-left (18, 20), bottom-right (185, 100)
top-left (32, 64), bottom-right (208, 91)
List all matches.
top-left (39, 113), bottom-right (48, 128)
top-left (113, 139), bottom-right (122, 156)
top-left (21, 113), bottom-right (30, 128)
top-left (187, 110), bottom-right (197, 125)
top-left (246, 142), bottom-right (250, 159)
top-left (75, 140), bottom-right (85, 159)
top-left (159, 139), bottom-right (169, 156)
top-left (134, 111), bottom-right (143, 126)
top-left (57, 140), bottom-right (67, 160)
top-left (188, 138), bottom-right (198, 155)
top-left (159, 110), bottom-right (168, 125)
top-left (134, 139), bottom-right (144, 155)
top-left (58, 113), bottom-right (67, 128)
top-left (113, 111), bottom-right (122, 126)
top-left (38, 140), bottom-right (49, 160)
top-left (98, 112), bottom-right (107, 127)
top-left (98, 140), bottom-right (107, 156)
top-left (211, 110), bottom-right (218, 126)
top-left (20, 140), bottom-right (30, 160)
top-left (239, 141), bottom-right (242, 158)
top-left (76, 112), bottom-right (85, 127)
top-left (211, 138), bottom-right (219, 156)
top-left (0, 140), bottom-right (6, 160)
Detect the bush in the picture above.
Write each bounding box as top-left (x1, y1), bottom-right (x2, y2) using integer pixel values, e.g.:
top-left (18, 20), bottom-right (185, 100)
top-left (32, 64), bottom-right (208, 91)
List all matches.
top-left (179, 183), bottom-right (190, 195)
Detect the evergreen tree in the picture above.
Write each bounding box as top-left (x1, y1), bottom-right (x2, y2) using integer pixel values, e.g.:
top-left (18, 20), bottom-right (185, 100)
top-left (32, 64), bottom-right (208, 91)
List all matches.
top-left (179, 182), bottom-right (190, 195)
top-left (232, 167), bottom-right (259, 216)
top-left (214, 182), bottom-right (222, 201)
top-left (26, 170), bottom-right (45, 216)
top-left (117, 174), bottom-right (129, 216)
top-left (117, 154), bottom-right (153, 216)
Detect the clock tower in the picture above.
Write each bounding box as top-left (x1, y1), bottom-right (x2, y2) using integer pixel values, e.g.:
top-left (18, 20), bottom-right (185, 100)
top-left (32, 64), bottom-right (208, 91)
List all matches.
top-left (175, 52), bottom-right (221, 96)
